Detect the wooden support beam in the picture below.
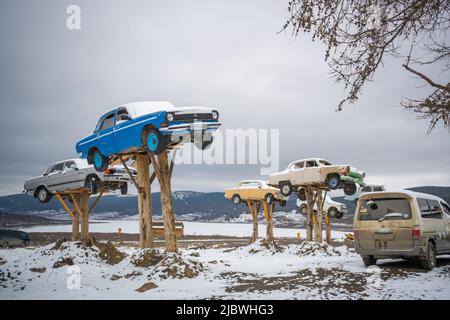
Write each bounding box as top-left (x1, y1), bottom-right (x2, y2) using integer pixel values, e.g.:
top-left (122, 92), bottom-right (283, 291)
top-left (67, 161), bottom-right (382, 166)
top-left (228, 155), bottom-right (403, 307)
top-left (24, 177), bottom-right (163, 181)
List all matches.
top-left (248, 201), bottom-right (259, 243)
top-left (79, 190), bottom-right (91, 246)
top-left (263, 202), bottom-right (275, 242)
top-left (305, 188), bottom-right (314, 241)
top-left (88, 192), bottom-right (104, 214)
top-left (136, 153), bottom-right (153, 249)
top-left (315, 190), bottom-right (323, 243)
top-left (54, 193), bottom-right (75, 218)
top-left (155, 151), bottom-right (178, 252)
top-left (119, 155), bottom-right (144, 195)
top-left (169, 149), bottom-right (178, 178)
top-left (70, 193), bottom-right (84, 218)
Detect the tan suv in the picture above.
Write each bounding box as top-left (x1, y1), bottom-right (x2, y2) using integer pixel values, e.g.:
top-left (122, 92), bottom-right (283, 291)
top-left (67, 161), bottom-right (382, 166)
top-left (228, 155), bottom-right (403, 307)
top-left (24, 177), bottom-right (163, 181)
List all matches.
top-left (353, 190), bottom-right (450, 270)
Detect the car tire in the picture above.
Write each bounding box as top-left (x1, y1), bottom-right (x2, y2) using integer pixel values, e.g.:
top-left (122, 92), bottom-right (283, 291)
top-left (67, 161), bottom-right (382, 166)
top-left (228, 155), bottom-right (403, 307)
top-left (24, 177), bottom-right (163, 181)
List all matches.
top-left (300, 204), bottom-right (307, 215)
top-left (280, 182), bottom-right (293, 196)
top-left (92, 150), bottom-right (109, 172)
top-left (85, 175), bottom-right (99, 194)
top-left (120, 183), bottom-right (128, 195)
top-left (362, 256), bottom-right (377, 266)
top-left (335, 210), bottom-right (344, 219)
top-left (232, 194), bottom-right (241, 205)
top-left (37, 187), bottom-right (52, 203)
top-left (265, 193), bottom-right (274, 204)
top-left (326, 174), bottom-right (341, 190)
top-left (144, 127), bottom-right (166, 155)
top-left (420, 242), bottom-right (437, 271)
top-left (297, 188), bottom-right (306, 201)
top-left (328, 207), bottom-right (337, 218)
top-left (343, 182), bottom-right (357, 196)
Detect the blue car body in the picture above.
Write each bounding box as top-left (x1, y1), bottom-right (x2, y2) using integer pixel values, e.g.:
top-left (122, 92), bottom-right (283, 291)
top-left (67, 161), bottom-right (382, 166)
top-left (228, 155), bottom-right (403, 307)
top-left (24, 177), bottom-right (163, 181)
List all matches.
top-left (76, 101), bottom-right (221, 161)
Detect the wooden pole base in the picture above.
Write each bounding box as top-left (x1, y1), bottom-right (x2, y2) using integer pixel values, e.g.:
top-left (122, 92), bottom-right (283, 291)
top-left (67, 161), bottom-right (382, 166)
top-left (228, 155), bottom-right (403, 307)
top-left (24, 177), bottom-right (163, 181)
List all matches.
top-left (247, 201), bottom-right (260, 243)
top-left (136, 154), bottom-right (153, 249)
top-left (263, 202), bottom-right (274, 242)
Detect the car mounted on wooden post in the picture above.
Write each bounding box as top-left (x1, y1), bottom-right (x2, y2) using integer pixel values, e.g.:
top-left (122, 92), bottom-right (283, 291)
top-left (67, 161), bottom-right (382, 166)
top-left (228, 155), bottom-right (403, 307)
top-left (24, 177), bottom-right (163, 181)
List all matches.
top-left (23, 158), bottom-right (135, 203)
top-left (268, 158), bottom-right (365, 200)
top-left (224, 180), bottom-right (289, 206)
top-left (75, 101), bottom-right (221, 172)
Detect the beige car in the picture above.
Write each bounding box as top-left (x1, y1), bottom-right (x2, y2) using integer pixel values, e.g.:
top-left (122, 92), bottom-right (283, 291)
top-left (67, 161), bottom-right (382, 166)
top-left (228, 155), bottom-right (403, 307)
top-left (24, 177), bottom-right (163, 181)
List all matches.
top-left (268, 158), bottom-right (365, 197)
top-left (353, 190), bottom-right (450, 270)
top-left (224, 180), bottom-right (288, 206)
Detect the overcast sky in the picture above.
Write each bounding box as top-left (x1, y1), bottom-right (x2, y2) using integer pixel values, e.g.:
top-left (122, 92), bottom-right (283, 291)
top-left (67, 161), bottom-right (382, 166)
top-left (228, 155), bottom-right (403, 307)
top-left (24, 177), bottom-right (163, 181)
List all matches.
top-left (0, 0), bottom-right (449, 196)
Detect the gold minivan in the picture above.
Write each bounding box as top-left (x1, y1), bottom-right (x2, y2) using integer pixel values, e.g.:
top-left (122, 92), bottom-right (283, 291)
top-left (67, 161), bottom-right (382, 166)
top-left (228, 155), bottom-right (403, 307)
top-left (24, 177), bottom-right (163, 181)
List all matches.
top-left (353, 191), bottom-right (450, 270)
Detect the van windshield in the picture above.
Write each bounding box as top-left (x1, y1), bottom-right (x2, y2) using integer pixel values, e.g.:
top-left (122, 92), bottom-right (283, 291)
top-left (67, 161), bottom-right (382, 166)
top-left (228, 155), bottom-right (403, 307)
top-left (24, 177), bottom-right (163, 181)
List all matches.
top-left (358, 198), bottom-right (412, 221)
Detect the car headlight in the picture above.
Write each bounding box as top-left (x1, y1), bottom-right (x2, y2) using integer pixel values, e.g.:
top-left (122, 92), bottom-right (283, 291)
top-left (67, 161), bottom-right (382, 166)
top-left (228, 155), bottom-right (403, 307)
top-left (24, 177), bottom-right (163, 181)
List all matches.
top-left (166, 113), bottom-right (174, 122)
top-left (212, 111), bottom-right (219, 120)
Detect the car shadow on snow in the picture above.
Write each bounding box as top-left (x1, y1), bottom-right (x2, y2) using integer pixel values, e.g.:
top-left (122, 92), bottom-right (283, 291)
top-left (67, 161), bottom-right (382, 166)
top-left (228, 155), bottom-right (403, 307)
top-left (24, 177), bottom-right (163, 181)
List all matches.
top-left (376, 256), bottom-right (450, 275)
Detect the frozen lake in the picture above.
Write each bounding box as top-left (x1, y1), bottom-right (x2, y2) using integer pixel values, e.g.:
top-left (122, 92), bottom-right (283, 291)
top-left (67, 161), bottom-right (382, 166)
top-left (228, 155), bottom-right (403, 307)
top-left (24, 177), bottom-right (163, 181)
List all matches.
top-left (20, 220), bottom-right (347, 239)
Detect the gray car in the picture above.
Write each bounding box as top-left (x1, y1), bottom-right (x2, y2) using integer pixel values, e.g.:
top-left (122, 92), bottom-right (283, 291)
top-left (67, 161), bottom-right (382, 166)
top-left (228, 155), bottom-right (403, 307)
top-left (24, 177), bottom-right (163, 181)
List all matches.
top-left (0, 229), bottom-right (30, 248)
top-left (23, 158), bottom-right (136, 203)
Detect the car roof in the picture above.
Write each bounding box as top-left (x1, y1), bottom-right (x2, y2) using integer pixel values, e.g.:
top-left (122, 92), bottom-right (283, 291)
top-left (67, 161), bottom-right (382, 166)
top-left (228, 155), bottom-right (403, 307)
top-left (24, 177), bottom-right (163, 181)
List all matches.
top-left (360, 190), bottom-right (447, 203)
top-left (239, 180), bottom-right (265, 184)
top-left (288, 158), bottom-right (329, 166)
top-left (47, 158), bottom-right (89, 169)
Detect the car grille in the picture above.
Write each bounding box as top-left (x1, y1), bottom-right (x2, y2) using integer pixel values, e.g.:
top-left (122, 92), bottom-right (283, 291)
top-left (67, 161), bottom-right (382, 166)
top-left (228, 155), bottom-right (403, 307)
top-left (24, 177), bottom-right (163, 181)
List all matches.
top-left (173, 113), bottom-right (213, 122)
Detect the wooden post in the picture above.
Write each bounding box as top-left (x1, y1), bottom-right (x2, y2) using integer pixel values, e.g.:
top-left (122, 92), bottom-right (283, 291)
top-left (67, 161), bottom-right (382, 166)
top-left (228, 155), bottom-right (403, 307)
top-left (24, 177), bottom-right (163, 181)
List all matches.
top-left (248, 201), bottom-right (260, 243)
top-left (315, 190), bottom-right (323, 243)
top-left (157, 151), bottom-right (177, 253)
top-left (136, 154), bottom-right (153, 249)
top-left (263, 202), bottom-right (274, 242)
top-left (79, 190), bottom-right (91, 245)
top-left (72, 211), bottom-right (80, 241)
top-left (305, 188), bottom-right (314, 241)
top-left (325, 211), bottom-right (331, 244)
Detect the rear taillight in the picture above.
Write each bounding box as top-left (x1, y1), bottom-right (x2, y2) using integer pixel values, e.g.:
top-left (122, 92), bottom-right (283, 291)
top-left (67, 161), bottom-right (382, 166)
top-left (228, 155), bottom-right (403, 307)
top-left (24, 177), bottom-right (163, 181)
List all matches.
top-left (412, 226), bottom-right (421, 239)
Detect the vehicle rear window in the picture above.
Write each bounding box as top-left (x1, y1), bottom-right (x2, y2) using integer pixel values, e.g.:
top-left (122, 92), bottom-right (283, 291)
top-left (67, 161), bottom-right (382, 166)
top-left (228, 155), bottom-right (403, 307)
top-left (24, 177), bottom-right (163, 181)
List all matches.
top-left (419, 199), bottom-right (443, 219)
top-left (358, 198), bottom-right (412, 221)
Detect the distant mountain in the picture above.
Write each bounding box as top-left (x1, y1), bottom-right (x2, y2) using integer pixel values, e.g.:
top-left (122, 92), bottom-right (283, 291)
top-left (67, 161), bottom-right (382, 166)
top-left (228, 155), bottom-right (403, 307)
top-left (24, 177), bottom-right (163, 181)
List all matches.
top-left (1, 186), bottom-right (448, 221)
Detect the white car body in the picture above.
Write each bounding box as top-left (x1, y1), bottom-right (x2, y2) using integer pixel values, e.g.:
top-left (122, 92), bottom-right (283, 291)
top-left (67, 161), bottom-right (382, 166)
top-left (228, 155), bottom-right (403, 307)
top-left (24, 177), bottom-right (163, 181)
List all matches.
top-left (297, 195), bottom-right (348, 217)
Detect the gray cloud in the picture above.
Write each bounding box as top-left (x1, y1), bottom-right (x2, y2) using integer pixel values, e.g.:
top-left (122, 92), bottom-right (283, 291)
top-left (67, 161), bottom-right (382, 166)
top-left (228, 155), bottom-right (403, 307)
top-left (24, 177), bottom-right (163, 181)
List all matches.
top-left (0, 0), bottom-right (449, 195)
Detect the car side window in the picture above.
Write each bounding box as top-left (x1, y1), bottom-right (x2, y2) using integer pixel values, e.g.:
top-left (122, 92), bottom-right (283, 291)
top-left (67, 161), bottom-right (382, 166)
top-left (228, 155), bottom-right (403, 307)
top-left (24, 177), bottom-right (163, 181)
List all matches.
top-left (64, 161), bottom-right (76, 171)
top-left (100, 114), bottom-right (115, 130)
top-left (428, 200), bottom-right (443, 219)
top-left (441, 202), bottom-right (450, 218)
top-left (419, 198), bottom-right (443, 219)
top-left (294, 161), bottom-right (304, 169)
top-left (117, 109), bottom-right (131, 122)
top-left (373, 186), bottom-right (383, 192)
top-left (306, 161), bottom-right (317, 167)
top-left (51, 163), bottom-right (64, 173)
top-left (361, 186), bottom-right (371, 192)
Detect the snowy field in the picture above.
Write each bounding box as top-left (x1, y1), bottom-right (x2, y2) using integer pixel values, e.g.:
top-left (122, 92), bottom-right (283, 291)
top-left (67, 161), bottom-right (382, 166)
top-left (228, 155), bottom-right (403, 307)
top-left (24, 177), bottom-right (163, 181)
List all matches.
top-left (19, 220), bottom-right (348, 239)
top-left (1, 239), bottom-right (449, 300)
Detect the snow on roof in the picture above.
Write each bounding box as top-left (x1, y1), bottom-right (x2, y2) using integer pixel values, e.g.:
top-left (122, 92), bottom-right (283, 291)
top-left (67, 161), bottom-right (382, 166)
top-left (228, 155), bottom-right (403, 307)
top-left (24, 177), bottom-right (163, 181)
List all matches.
top-left (123, 101), bottom-right (177, 118)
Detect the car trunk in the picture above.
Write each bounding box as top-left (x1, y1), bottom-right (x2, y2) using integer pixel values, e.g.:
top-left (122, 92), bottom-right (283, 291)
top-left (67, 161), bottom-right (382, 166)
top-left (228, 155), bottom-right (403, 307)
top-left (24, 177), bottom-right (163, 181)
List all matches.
top-left (355, 197), bottom-right (415, 251)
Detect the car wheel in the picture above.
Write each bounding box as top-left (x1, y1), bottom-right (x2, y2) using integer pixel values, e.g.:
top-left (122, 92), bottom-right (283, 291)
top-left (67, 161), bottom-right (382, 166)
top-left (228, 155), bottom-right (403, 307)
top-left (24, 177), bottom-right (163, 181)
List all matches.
top-left (326, 174), bottom-right (341, 190)
top-left (335, 210), bottom-right (344, 219)
top-left (85, 175), bottom-right (99, 194)
top-left (328, 207), bottom-right (337, 218)
top-left (343, 182), bottom-right (357, 195)
top-left (120, 183), bottom-right (128, 195)
top-left (194, 133), bottom-right (214, 150)
top-left (420, 242), bottom-right (437, 271)
top-left (265, 193), bottom-right (274, 204)
top-left (37, 187), bottom-right (52, 203)
top-left (144, 128), bottom-right (166, 155)
top-left (280, 183), bottom-right (293, 196)
top-left (92, 150), bottom-right (109, 172)
top-left (300, 204), bottom-right (307, 215)
top-left (362, 256), bottom-right (377, 266)
top-left (297, 188), bottom-right (306, 201)
top-left (232, 194), bottom-right (241, 205)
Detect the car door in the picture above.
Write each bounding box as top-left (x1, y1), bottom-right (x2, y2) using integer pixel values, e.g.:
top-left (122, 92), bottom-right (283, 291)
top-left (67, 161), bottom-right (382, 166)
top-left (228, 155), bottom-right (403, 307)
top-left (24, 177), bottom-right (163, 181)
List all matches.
top-left (302, 160), bottom-right (320, 184)
top-left (96, 112), bottom-right (116, 155)
top-left (61, 161), bottom-right (82, 190)
top-left (441, 202), bottom-right (450, 252)
top-left (288, 161), bottom-right (304, 185)
top-left (422, 199), bottom-right (446, 253)
top-left (46, 162), bottom-right (64, 192)
top-left (114, 107), bottom-right (135, 151)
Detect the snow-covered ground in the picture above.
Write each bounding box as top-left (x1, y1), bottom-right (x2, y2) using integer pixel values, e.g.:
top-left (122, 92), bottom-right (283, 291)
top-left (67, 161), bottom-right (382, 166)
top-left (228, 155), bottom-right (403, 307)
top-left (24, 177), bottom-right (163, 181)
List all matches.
top-left (1, 240), bottom-right (449, 299)
top-left (19, 220), bottom-right (348, 239)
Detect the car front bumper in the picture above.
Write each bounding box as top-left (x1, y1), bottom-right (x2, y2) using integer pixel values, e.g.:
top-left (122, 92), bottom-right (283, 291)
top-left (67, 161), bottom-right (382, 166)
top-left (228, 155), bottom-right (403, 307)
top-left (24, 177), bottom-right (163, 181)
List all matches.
top-left (160, 121), bottom-right (222, 135)
top-left (102, 174), bottom-right (130, 183)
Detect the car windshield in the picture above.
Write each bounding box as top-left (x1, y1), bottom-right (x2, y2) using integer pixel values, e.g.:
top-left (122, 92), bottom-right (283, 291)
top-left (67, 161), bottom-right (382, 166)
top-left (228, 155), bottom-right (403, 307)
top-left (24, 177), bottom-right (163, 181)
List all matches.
top-left (358, 198), bottom-right (412, 220)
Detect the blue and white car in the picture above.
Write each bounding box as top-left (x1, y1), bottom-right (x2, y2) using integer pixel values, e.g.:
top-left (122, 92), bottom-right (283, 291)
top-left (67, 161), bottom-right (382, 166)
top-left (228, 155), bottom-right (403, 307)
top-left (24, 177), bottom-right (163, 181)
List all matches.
top-left (76, 101), bottom-right (221, 171)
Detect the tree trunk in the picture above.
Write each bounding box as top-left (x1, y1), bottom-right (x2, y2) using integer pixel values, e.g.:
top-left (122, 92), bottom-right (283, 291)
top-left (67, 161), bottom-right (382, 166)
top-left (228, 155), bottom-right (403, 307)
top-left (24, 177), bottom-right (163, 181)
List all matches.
top-left (158, 152), bottom-right (177, 252)
top-left (136, 154), bottom-right (153, 249)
